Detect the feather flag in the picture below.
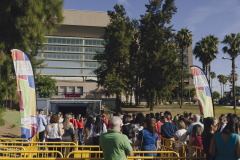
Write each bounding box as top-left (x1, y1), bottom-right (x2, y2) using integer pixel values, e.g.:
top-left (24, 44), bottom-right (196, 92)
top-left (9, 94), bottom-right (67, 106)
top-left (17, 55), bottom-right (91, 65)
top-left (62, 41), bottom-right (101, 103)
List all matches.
top-left (11, 49), bottom-right (37, 141)
top-left (190, 66), bottom-right (214, 117)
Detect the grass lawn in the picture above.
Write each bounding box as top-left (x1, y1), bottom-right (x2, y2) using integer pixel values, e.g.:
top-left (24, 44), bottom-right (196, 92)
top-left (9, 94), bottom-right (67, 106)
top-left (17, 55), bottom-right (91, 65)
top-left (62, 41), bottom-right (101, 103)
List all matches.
top-left (2, 109), bottom-right (21, 127)
top-left (121, 105), bottom-right (240, 118)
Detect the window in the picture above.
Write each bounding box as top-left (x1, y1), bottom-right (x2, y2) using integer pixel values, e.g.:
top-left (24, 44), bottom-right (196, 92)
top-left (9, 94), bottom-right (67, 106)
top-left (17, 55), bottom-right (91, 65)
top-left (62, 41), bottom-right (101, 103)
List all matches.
top-left (69, 87), bottom-right (75, 93)
top-left (84, 69), bottom-right (95, 75)
top-left (76, 87), bottom-right (83, 95)
top-left (42, 68), bottom-right (83, 75)
top-left (60, 87), bottom-right (66, 95)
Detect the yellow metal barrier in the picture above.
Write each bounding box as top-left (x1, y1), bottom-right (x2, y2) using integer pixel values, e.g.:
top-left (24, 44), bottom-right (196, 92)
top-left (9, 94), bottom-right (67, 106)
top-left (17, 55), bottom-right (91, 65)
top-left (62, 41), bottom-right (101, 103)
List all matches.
top-left (0, 142), bottom-right (77, 153)
top-left (66, 150), bottom-right (179, 160)
top-left (185, 145), bottom-right (205, 159)
top-left (0, 146), bottom-right (25, 151)
top-left (0, 138), bottom-right (29, 142)
top-left (161, 137), bottom-right (186, 157)
top-left (0, 151), bottom-right (63, 159)
top-left (29, 144), bottom-right (77, 158)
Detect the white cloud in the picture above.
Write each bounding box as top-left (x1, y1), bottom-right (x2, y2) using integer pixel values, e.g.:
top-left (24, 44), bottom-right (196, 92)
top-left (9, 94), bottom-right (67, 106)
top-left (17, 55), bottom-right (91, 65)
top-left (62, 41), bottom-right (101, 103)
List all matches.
top-left (117, 0), bottom-right (132, 17)
top-left (117, 0), bottom-right (131, 7)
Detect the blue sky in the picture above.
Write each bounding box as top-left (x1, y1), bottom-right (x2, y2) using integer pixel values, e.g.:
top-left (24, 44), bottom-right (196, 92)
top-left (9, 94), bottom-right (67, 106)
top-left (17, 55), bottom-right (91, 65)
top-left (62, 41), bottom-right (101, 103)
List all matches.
top-left (64, 0), bottom-right (240, 95)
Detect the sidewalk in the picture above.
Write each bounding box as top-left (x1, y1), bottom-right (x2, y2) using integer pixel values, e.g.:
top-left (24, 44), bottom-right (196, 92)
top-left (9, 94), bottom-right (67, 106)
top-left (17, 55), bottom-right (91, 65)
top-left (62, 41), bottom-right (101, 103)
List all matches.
top-left (221, 106), bottom-right (240, 109)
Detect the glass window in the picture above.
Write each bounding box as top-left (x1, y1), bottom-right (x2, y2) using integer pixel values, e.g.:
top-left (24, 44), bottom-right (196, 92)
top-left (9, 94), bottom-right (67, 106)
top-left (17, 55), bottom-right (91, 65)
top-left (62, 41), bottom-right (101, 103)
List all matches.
top-left (67, 47), bottom-right (70, 52)
top-left (76, 39), bottom-right (80, 44)
top-left (85, 40), bottom-right (89, 45)
top-left (67, 39), bottom-right (71, 44)
top-left (57, 46), bottom-right (61, 51)
top-left (48, 46), bottom-right (52, 51)
top-left (53, 46), bottom-right (57, 51)
top-left (69, 87), bottom-right (75, 93)
top-left (53, 38), bottom-right (57, 43)
top-left (84, 69), bottom-right (95, 75)
top-left (76, 87), bottom-right (83, 95)
top-left (89, 40), bottom-right (93, 45)
top-left (71, 39), bottom-right (75, 44)
top-left (184, 49), bottom-right (188, 54)
top-left (48, 38), bottom-right (52, 43)
top-left (75, 55), bottom-right (79, 59)
top-left (35, 69), bottom-right (41, 74)
top-left (57, 54), bottom-right (61, 59)
top-left (62, 54), bottom-right (66, 59)
top-left (70, 47), bottom-right (75, 52)
top-left (97, 40), bottom-right (101, 46)
top-left (85, 48), bottom-right (89, 52)
top-left (52, 54), bottom-right (57, 59)
top-left (62, 46), bottom-right (66, 52)
top-left (93, 40), bottom-right (97, 45)
top-left (89, 48), bottom-right (93, 53)
top-left (66, 54), bottom-right (71, 59)
top-left (76, 47), bottom-right (79, 52)
top-left (80, 39), bottom-right (83, 45)
top-left (57, 38), bottom-right (61, 44)
top-left (62, 38), bottom-right (66, 44)
top-left (71, 54), bottom-right (75, 59)
top-left (60, 86), bottom-right (66, 95)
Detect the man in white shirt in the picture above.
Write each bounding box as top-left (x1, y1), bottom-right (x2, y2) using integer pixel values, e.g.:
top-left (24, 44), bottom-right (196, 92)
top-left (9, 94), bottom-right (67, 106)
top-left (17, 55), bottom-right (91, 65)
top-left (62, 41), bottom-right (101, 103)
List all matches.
top-left (219, 116), bottom-right (227, 132)
top-left (37, 109), bottom-right (47, 142)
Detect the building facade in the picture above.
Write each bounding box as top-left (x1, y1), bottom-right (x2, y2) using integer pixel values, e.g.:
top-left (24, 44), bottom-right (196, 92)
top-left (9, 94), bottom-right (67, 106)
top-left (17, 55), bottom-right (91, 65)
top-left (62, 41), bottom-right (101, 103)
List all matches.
top-left (36, 9), bottom-right (194, 101)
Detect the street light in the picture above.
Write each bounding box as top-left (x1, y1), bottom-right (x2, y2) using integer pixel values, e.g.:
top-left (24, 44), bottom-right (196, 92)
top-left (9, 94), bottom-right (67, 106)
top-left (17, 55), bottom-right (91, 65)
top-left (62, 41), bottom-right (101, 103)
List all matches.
top-left (222, 56), bottom-right (236, 114)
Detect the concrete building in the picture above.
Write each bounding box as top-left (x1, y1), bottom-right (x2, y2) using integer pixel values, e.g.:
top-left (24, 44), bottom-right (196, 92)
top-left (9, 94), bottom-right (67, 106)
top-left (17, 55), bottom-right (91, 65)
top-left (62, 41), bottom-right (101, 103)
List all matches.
top-left (36, 9), bottom-right (194, 111)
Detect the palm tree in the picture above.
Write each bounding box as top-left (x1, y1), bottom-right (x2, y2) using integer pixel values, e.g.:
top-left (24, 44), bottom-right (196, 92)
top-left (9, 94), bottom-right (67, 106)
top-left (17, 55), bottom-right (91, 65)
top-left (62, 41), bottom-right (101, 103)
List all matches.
top-left (193, 35), bottom-right (219, 80)
top-left (210, 71), bottom-right (216, 91)
top-left (175, 27), bottom-right (193, 108)
top-left (217, 74), bottom-right (224, 98)
top-left (222, 76), bottom-right (228, 97)
top-left (222, 33), bottom-right (240, 113)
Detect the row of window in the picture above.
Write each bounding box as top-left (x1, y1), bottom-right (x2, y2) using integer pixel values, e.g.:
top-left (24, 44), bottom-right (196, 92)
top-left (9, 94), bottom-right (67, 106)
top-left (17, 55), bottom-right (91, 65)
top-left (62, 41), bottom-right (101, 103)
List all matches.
top-left (44, 45), bottom-right (104, 53)
top-left (37, 53), bottom-right (96, 60)
top-left (177, 49), bottom-right (188, 54)
top-left (43, 61), bottom-right (100, 68)
top-left (177, 56), bottom-right (189, 62)
top-left (46, 37), bottom-right (104, 46)
top-left (60, 86), bottom-right (83, 95)
top-left (39, 68), bottom-right (95, 75)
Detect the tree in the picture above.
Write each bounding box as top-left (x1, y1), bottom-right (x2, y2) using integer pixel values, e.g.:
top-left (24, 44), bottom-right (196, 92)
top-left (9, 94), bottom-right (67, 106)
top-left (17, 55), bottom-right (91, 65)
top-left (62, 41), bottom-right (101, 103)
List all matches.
top-left (222, 33), bottom-right (240, 113)
top-left (212, 91), bottom-right (220, 100)
top-left (228, 72), bottom-right (238, 84)
top-left (36, 76), bottom-right (57, 98)
top-left (193, 35), bottom-right (219, 80)
top-left (0, 0), bottom-right (64, 105)
top-left (217, 74), bottom-right (224, 98)
top-left (94, 4), bottom-right (134, 111)
top-left (222, 75), bottom-right (228, 96)
top-left (210, 71), bottom-right (216, 90)
top-left (139, 0), bottom-right (180, 110)
top-left (175, 27), bottom-right (193, 108)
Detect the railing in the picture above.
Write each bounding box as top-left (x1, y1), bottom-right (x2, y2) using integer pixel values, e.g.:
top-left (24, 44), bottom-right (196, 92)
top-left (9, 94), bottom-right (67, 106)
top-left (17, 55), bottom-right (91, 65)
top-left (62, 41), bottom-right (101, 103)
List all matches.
top-left (0, 151), bottom-right (63, 159)
top-left (161, 137), bottom-right (186, 157)
top-left (185, 145), bottom-right (205, 159)
top-left (0, 138), bottom-right (29, 142)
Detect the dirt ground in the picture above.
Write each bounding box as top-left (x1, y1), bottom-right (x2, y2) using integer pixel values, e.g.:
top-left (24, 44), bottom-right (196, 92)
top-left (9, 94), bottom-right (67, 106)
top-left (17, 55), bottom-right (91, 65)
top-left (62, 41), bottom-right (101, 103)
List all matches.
top-left (0, 110), bottom-right (21, 138)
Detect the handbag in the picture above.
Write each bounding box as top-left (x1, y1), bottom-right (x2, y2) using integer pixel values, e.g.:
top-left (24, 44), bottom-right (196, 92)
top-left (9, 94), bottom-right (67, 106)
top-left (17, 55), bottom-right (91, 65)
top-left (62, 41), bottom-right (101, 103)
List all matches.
top-left (210, 132), bottom-right (218, 160)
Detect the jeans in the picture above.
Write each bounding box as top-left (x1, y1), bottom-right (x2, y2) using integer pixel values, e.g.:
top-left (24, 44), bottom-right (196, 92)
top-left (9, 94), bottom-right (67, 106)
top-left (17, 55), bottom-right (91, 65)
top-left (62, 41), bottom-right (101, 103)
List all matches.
top-left (78, 129), bottom-right (83, 145)
top-left (39, 131), bottom-right (44, 142)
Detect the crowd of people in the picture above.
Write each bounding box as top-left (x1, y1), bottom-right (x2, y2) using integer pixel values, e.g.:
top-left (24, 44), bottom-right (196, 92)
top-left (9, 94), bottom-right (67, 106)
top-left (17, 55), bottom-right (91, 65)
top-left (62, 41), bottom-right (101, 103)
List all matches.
top-left (36, 109), bottom-right (240, 160)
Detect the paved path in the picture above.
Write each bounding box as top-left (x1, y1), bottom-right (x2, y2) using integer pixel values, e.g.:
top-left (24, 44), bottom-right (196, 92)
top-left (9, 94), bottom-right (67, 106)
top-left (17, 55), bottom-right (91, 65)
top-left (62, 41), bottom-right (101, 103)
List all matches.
top-left (221, 105), bottom-right (240, 109)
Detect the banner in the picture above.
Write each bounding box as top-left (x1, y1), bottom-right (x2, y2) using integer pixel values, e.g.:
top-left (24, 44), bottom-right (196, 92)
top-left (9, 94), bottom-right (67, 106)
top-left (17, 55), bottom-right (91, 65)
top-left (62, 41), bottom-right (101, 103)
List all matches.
top-left (190, 66), bottom-right (214, 117)
top-left (11, 49), bottom-right (37, 141)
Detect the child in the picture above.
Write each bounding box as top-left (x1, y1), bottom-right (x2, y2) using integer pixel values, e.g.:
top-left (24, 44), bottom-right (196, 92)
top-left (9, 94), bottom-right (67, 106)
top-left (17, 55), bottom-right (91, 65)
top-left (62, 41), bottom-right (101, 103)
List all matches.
top-left (189, 124), bottom-right (204, 157)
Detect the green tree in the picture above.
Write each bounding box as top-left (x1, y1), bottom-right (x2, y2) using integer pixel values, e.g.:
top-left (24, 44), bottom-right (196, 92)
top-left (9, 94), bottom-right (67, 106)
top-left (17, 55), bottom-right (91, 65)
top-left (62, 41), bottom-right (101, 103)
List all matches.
top-left (175, 27), bottom-right (193, 108)
top-left (210, 71), bottom-right (216, 90)
top-left (193, 35), bottom-right (219, 80)
top-left (36, 76), bottom-right (57, 98)
top-left (212, 91), bottom-right (220, 100)
top-left (217, 74), bottom-right (224, 98)
top-left (139, 0), bottom-right (180, 110)
top-left (228, 72), bottom-right (238, 84)
top-left (94, 4), bottom-right (134, 111)
top-left (222, 33), bottom-right (240, 112)
top-left (0, 0), bottom-right (64, 105)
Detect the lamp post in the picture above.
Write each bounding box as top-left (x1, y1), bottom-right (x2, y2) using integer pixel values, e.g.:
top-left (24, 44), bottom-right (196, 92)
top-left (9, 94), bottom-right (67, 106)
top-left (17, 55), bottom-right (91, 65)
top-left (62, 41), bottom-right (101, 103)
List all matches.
top-left (222, 57), bottom-right (236, 114)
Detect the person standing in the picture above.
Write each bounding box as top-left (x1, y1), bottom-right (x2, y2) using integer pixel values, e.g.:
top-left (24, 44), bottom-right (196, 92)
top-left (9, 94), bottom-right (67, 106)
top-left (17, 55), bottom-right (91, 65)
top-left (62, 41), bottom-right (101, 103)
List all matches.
top-left (132, 118), bottom-right (159, 157)
top-left (47, 111), bottom-right (52, 125)
top-left (160, 116), bottom-right (178, 148)
top-left (37, 109), bottom-right (47, 142)
top-left (186, 114), bottom-right (204, 137)
top-left (101, 110), bottom-right (108, 126)
top-left (77, 116), bottom-right (84, 145)
top-left (91, 115), bottom-right (107, 145)
top-left (100, 116), bottom-right (133, 160)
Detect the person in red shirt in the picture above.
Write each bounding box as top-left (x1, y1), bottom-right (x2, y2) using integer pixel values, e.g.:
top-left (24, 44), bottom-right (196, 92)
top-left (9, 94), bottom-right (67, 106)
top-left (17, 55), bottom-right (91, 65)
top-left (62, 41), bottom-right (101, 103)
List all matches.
top-left (101, 110), bottom-right (108, 125)
top-left (77, 116), bottom-right (84, 145)
top-left (156, 116), bottom-right (163, 140)
top-left (70, 114), bottom-right (78, 129)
